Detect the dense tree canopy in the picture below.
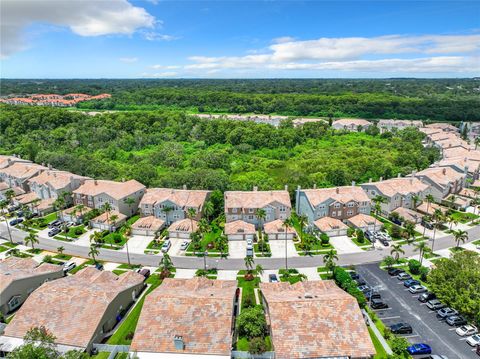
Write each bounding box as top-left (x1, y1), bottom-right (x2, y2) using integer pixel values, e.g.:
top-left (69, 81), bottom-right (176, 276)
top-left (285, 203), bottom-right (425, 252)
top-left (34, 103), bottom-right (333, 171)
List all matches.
top-left (0, 105), bottom-right (439, 193)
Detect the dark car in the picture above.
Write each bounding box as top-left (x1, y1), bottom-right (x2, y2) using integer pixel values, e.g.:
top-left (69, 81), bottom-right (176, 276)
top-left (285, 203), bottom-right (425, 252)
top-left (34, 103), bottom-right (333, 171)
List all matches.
top-left (136, 268), bottom-right (151, 278)
top-left (355, 278), bottom-right (367, 286)
top-left (418, 292), bottom-right (436, 303)
top-left (390, 322), bottom-right (413, 334)
top-left (476, 344), bottom-right (480, 356)
top-left (26, 212), bottom-right (39, 219)
top-left (48, 219), bottom-right (62, 228)
top-left (388, 268), bottom-right (404, 276)
top-left (48, 227), bottom-right (61, 237)
top-left (391, 217), bottom-right (402, 225)
top-left (371, 298), bottom-right (388, 309)
top-left (365, 291), bottom-right (381, 301)
top-left (446, 315), bottom-right (467, 326)
top-left (437, 307), bottom-right (458, 319)
top-left (365, 230), bottom-right (376, 242)
top-left (404, 279), bottom-right (420, 288)
top-left (16, 210), bottom-right (24, 217)
top-left (8, 205), bottom-right (20, 212)
top-left (407, 343), bottom-right (432, 355)
top-left (9, 218), bottom-right (24, 226)
top-left (350, 272), bottom-right (360, 280)
top-left (421, 220), bottom-right (434, 230)
top-left (95, 262), bottom-right (104, 271)
top-left (269, 274), bottom-right (279, 283)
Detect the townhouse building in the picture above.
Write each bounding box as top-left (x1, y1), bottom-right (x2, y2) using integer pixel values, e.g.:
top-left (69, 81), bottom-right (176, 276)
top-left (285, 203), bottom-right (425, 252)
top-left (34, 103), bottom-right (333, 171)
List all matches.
top-left (27, 170), bottom-right (89, 203)
top-left (414, 166), bottom-right (467, 201)
top-left (139, 187), bottom-right (211, 225)
top-left (73, 179), bottom-right (146, 217)
top-left (0, 155), bottom-right (31, 170)
top-left (331, 118), bottom-right (373, 132)
top-left (224, 187), bottom-right (291, 227)
top-left (0, 162), bottom-right (48, 192)
top-left (378, 119), bottom-right (423, 133)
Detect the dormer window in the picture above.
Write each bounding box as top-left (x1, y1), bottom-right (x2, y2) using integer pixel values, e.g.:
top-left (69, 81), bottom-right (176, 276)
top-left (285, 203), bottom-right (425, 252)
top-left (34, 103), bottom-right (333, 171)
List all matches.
top-left (8, 295), bottom-right (21, 311)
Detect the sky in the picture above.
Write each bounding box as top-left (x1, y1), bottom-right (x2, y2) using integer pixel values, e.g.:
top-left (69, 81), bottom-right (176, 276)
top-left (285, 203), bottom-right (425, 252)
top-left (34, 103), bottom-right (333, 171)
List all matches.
top-left (1, 0), bottom-right (479, 78)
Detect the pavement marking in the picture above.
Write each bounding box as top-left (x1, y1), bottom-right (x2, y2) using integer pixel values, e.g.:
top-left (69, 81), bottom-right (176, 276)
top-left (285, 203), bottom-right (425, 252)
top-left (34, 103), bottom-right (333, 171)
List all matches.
top-left (381, 316), bottom-right (401, 320)
top-left (401, 334), bottom-right (420, 338)
top-left (373, 307), bottom-right (392, 311)
top-left (448, 328), bottom-right (458, 331)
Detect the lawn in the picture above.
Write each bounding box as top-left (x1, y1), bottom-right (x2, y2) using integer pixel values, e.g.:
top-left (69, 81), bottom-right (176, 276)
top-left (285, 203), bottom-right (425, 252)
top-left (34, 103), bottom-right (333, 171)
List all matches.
top-left (195, 268), bottom-right (218, 279)
top-left (30, 212), bottom-right (58, 229)
top-left (0, 245), bottom-right (8, 253)
top-left (473, 239), bottom-right (480, 245)
top-left (350, 235), bottom-right (371, 248)
top-left (186, 226), bottom-right (227, 256)
top-left (369, 327), bottom-right (388, 359)
top-left (279, 268), bottom-right (305, 284)
top-left (53, 253), bottom-right (72, 260)
top-left (450, 211), bottom-right (479, 223)
top-left (54, 225), bottom-right (86, 241)
top-left (113, 269), bottom-right (127, 276)
top-left (69, 259), bottom-right (95, 274)
top-left (254, 242), bottom-right (272, 257)
top-left (235, 335), bottom-right (272, 352)
top-left (117, 263), bottom-right (141, 269)
top-left (237, 275), bottom-right (260, 309)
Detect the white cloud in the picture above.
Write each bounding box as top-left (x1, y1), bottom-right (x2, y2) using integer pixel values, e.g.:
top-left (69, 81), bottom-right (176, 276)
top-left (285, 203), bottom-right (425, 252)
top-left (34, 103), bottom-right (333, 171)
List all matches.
top-left (150, 64), bottom-right (180, 69)
top-left (119, 57), bottom-right (138, 63)
top-left (142, 32), bottom-right (179, 41)
top-left (272, 36), bottom-right (296, 44)
top-left (142, 71), bottom-right (179, 77)
top-left (1, 0), bottom-right (155, 58)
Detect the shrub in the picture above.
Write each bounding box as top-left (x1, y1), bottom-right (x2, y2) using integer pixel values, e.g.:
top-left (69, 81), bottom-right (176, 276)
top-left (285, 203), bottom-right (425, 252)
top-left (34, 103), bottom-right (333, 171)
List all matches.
top-left (236, 306), bottom-right (267, 339)
top-left (43, 255), bottom-right (53, 264)
top-left (347, 227), bottom-right (355, 237)
top-left (112, 233), bottom-right (123, 243)
top-left (125, 331), bottom-right (134, 340)
top-left (419, 266), bottom-right (429, 282)
top-left (74, 227), bottom-right (83, 235)
top-left (320, 233), bottom-right (330, 246)
top-left (390, 336), bottom-right (410, 356)
top-left (242, 296), bottom-right (254, 308)
top-left (408, 259), bottom-right (421, 275)
top-left (391, 224), bottom-right (402, 238)
top-left (248, 337), bottom-right (267, 354)
top-left (356, 229), bottom-right (365, 243)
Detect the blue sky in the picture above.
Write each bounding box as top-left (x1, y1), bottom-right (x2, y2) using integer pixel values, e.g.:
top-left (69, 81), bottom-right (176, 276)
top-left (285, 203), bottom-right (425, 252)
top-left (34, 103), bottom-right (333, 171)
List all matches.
top-left (1, 0), bottom-right (479, 78)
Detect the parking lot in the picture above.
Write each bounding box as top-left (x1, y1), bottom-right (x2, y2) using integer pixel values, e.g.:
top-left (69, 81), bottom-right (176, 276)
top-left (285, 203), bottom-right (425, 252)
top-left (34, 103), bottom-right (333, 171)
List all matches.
top-left (357, 263), bottom-right (477, 359)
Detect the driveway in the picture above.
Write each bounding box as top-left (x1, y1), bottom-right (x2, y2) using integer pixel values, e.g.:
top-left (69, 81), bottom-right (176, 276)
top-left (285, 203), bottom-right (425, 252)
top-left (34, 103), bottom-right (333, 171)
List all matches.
top-left (121, 235), bottom-right (151, 254)
top-left (297, 267), bottom-right (321, 281)
top-left (260, 269), bottom-right (279, 283)
top-left (168, 237), bottom-right (189, 256)
top-left (330, 236), bottom-right (365, 254)
top-left (269, 239), bottom-right (299, 258)
top-left (217, 270), bottom-right (238, 280)
top-left (174, 268), bottom-right (196, 279)
top-left (229, 241), bottom-right (247, 258)
top-left (357, 263), bottom-right (476, 359)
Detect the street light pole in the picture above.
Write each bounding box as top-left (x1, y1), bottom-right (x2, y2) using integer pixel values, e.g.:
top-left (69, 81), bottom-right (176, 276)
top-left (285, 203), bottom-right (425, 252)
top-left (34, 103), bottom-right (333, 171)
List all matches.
top-left (204, 251), bottom-right (208, 271)
top-left (125, 239), bottom-right (131, 266)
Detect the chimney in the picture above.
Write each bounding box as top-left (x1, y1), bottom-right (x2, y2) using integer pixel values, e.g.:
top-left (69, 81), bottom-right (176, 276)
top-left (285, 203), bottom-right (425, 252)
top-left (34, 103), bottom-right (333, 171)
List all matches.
top-left (464, 166), bottom-right (469, 174)
top-left (412, 170), bottom-right (417, 177)
top-left (442, 168), bottom-right (447, 175)
top-left (284, 185), bottom-right (288, 191)
top-left (173, 335), bottom-right (185, 350)
top-left (379, 177), bottom-right (383, 182)
top-left (397, 173), bottom-right (401, 178)
top-left (369, 178), bottom-right (372, 183)
top-left (253, 186), bottom-right (258, 191)
top-left (183, 184), bottom-right (187, 190)
top-left (94, 179), bottom-right (98, 185)
top-left (121, 178), bottom-right (125, 182)
top-left (48, 163), bottom-right (52, 170)
top-left (313, 183), bottom-right (317, 189)
top-left (7, 158), bottom-right (12, 165)
top-left (41, 162), bottom-right (45, 167)
top-left (351, 181), bottom-right (356, 187)
top-left (336, 187), bottom-right (340, 194)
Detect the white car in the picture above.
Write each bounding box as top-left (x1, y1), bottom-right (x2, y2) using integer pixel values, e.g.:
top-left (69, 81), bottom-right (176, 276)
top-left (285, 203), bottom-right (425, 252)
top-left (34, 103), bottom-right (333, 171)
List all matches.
top-left (466, 334), bottom-right (480, 347)
top-left (180, 241), bottom-right (189, 251)
top-left (409, 285), bottom-right (427, 294)
top-left (246, 238), bottom-right (253, 250)
top-left (161, 240), bottom-right (171, 253)
top-left (456, 325), bottom-right (477, 337)
top-left (63, 261), bottom-right (76, 272)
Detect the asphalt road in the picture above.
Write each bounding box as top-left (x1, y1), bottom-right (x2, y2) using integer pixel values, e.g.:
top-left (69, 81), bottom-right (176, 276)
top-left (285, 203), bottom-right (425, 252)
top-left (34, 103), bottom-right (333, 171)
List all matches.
top-left (1, 220), bottom-right (479, 270)
top-left (357, 263), bottom-right (478, 359)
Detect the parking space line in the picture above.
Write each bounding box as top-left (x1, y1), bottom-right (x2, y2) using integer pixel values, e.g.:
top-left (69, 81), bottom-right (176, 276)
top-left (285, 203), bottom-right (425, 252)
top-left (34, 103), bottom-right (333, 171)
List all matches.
top-left (380, 316), bottom-right (401, 320)
top-left (373, 307), bottom-right (392, 311)
top-left (401, 334), bottom-right (420, 338)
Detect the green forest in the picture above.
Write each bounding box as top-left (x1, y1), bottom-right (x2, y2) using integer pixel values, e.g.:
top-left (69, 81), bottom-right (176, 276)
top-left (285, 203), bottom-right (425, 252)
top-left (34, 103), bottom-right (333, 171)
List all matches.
top-left (0, 104), bottom-right (440, 192)
top-left (2, 78), bottom-right (479, 121)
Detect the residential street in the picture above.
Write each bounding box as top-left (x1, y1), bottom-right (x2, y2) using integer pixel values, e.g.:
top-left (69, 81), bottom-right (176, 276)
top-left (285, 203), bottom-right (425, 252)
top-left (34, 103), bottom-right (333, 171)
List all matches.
top-left (2, 221), bottom-right (479, 270)
top-left (357, 263), bottom-right (478, 359)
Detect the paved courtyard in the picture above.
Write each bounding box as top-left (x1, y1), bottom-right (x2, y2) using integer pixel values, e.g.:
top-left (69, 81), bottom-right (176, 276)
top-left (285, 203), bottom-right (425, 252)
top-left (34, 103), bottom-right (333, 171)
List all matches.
top-left (269, 239), bottom-right (298, 258)
top-left (120, 235), bottom-right (152, 254)
top-left (330, 236), bottom-right (365, 254)
top-left (228, 241), bottom-right (247, 258)
top-left (174, 268), bottom-right (196, 279)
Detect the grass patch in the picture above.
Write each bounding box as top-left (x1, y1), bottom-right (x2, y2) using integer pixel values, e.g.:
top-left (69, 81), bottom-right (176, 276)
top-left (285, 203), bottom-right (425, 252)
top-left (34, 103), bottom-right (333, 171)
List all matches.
top-left (320, 273), bottom-right (332, 280)
top-left (369, 327), bottom-right (387, 359)
top-left (117, 263), bottom-right (141, 269)
top-left (90, 352), bottom-right (110, 359)
top-left (146, 239), bottom-right (164, 250)
top-left (53, 253), bottom-right (72, 260)
top-left (113, 269), bottom-right (127, 276)
top-left (450, 211), bottom-right (479, 224)
top-left (449, 246), bottom-right (465, 253)
top-left (237, 276), bottom-right (260, 309)
top-left (2, 242), bottom-right (18, 248)
top-left (0, 246), bottom-right (9, 252)
top-left (254, 242), bottom-right (271, 257)
top-left (26, 248), bottom-right (43, 254)
top-left (69, 259), bottom-right (95, 274)
top-left (279, 268), bottom-right (305, 284)
top-left (473, 239), bottom-right (480, 245)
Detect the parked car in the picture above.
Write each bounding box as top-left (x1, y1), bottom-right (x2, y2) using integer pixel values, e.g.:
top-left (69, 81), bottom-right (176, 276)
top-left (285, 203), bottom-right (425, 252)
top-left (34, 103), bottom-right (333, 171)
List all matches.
top-left (9, 218), bottom-right (23, 226)
top-left (358, 284), bottom-right (371, 293)
top-left (48, 219), bottom-right (62, 228)
top-left (354, 277), bottom-right (367, 286)
top-left (65, 222), bottom-right (75, 228)
top-left (378, 237), bottom-right (390, 246)
top-left (378, 231), bottom-right (392, 241)
top-left (95, 262), bottom-right (104, 271)
top-left (466, 334), bottom-right (480, 347)
top-left (407, 343), bottom-right (432, 355)
top-left (436, 307), bottom-right (458, 319)
top-left (48, 227), bottom-right (61, 237)
top-left (426, 299), bottom-right (446, 310)
top-left (418, 292), bottom-right (436, 303)
top-left (136, 268), bottom-right (151, 278)
top-left (409, 284), bottom-right (427, 294)
top-left (180, 241), bottom-right (189, 251)
top-left (349, 272), bottom-right (360, 280)
top-left (8, 205), bottom-right (20, 212)
top-left (63, 261), bottom-right (76, 272)
top-left (161, 239), bottom-right (171, 253)
top-left (269, 274), bottom-right (279, 283)
top-left (456, 325), bottom-right (478, 337)
top-left (25, 212), bottom-right (38, 219)
top-left (421, 220), bottom-right (434, 230)
top-left (446, 315), bottom-right (467, 326)
top-left (397, 272), bottom-right (412, 281)
top-left (370, 298), bottom-right (388, 309)
top-left (365, 230), bottom-right (376, 242)
top-left (404, 279), bottom-right (420, 288)
top-left (388, 268), bottom-right (404, 276)
top-left (16, 210), bottom-right (24, 217)
top-left (476, 344), bottom-right (480, 356)
top-left (390, 322), bottom-right (413, 334)
top-left (364, 291), bottom-right (381, 300)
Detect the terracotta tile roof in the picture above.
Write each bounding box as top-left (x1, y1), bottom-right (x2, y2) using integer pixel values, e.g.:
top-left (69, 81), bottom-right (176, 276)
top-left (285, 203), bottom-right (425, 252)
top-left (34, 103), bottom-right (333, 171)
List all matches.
top-left (263, 219), bottom-right (296, 234)
top-left (62, 206), bottom-right (93, 216)
top-left (301, 186), bottom-right (370, 207)
top-left (0, 155), bottom-right (30, 169)
top-left (73, 179), bottom-right (145, 200)
top-left (36, 198), bottom-right (56, 211)
top-left (224, 190), bottom-right (291, 209)
top-left (15, 191), bottom-right (39, 204)
top-left (91, 210), bottom-right (126, 225)
top-left (347, 213), bottom-right (376, 227)
top-left (130, 278), bottom-right (237, 355)
top-left (224, 220), bottom-right (255, 235)
top-left (140, 188), bottom-right (210, 209)
top-left (0, 163), bottom-right (47, 180)
top-left (426, 123), bottom-right (458, 131)
top-left (458, 188), bottom-right (477, 198)
top-left (168, 218), bottom-right (198, 233)
top-left (0, 257), bottom-right (62, 293)
top-left (428, 131), bottom-right (455, 142)
top-left (28, 170), bottom-right (88, 190)
top-left (416, 167), bottom-right (465, 187)
top-left (419, 127), bottom-right (442, 135)
top-left (4, 267), bottom-right (144, 349)
top-left (443, 147), bottom-right (480, 160)
top-left (438, 156), bottom-right (480, 173)
top-left (378, 119), bottom-right (423, 127)
top-left (313, 217), bottom-right (349, 232)
top-left (363, 177), bottom-right (429, 197)
top-left (260, 280), bottom-right (375, 359)
top-left (0, 182), bottom-right (8, 191)
top-left (416, 202), bottom-right (446, 215)
top-left (392, 207), bottom-right (422, 223)
top-left (332, 118), bottom-right (372, 127)
top-left (132, 216), bottom-right (165, 231)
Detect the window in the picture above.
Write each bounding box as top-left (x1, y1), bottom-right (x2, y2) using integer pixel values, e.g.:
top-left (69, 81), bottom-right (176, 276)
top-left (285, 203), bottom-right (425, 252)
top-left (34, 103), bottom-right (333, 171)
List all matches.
top-left (248, 208), bottom-right (254, 214)
top-left (347, 210), bottom-right (353, 216)
top-left (347, 202), bottom-right (354, 207)
top-left (8, 296), bottom-right (21, 311)
top-left (279, 206), bottom-right (286, 212)
top-left (232, 208), bottom-right (237, 213)
top-left (248, 215), bottom-right (254, 220)
top-left (334, 203), bottom-right (341, 208)
top-left (332, 211), bottom-right (336, 217)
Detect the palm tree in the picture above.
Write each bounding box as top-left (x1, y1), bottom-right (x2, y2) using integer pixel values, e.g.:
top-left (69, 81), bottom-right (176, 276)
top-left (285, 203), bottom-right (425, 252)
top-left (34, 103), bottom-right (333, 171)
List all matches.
top-left (404, 221), bottom-right (416, 244)
top-left (57, 246), bottom-right (65, 256)
top-left (475, 137), bottom-right (480, 150)
top-left (282, 217), bottom-right (293, 270)
top-left (24, 232), bottom-right (39, 250)
top-left (422, 215), bottom-right (431, 237)
top-left (89, 231), bottom-right (103, 246)
top-left (187, 207), bottom-right (197, 232)
top-left (411, 194), bottom-right (420, 209)
top-left (323, 249), bottom-right (338, 275)
top-left (4, 189), bottom-right (15, 204)
top-left (102, 202), bottom-right (112, 229)
top-left (109, 214), bottom-right (118, 232)
top-left (390, 243), bottom-right (405, 262)
top-left (88, 244), bottom-right (99, 262)
top-left (0, 200), bottom-right (13, 243)
top-left (372, 195), bottom-right (387, 231)
top-left (452, 229), bottom-right (468, 249)
top-left (298, 214), bottom-right (308, 237)
top-left (383, 255), bottom-right (396, 269)
top-left (255, 208), bottom-right (266, 240)
top-left (123, 197), bottom-right (136, 216)
top-left (255, 264), bottom-right (264, 277)
top-left (159, 253), bottom-right (174, 278)
top-left (431, 208), bottom-right (445, 251)
top-left (162, 205), bottom-right (174, 224)
top-left (203, 201), bottom-right (214, 222)
top-left (74, 204), bottom-right (86, 222)
top-left (244, 255), bottom-right (255, 279)
top-left (425, 194), bottom-right (435, 215)
top-left (414, 241), bottom-right (430, 265)
top-left (447, 216), bottom-right (458, 231)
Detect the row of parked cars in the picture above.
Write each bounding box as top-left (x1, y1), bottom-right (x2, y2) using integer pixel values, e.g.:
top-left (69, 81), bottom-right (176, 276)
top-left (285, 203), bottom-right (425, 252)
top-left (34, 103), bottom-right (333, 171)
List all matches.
top-left (47, 219), bottom-right (77, 237)
top-left (388, 267), bottom-right (480, 355)
top-left (365, 230), bottom-right (392, 246)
